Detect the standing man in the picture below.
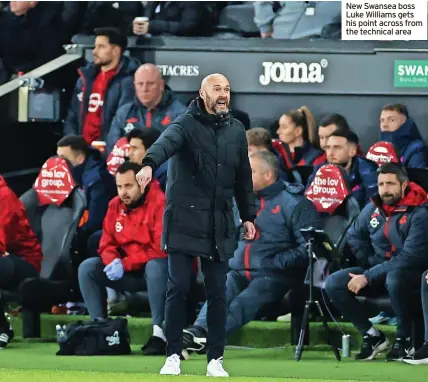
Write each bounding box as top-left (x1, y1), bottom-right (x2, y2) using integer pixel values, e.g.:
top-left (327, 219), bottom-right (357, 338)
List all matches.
top-left (137, 74), bottom-right (257, 377)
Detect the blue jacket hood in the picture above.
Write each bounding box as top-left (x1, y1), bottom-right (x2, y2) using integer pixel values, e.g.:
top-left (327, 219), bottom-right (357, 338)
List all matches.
top-left (380, 119), bottom-right (422, 152)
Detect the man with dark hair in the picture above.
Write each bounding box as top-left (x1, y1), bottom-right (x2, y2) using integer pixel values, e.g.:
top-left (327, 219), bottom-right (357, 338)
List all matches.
top-left (318, 113), bottom-right (351, 152)
top-left (78, 161), bottom-right (169, 355)
top-left (126, 128), bottom-right (167, 191)
top-left (182, 150), bottom-right (321, 352)
top-left (379, 103), bottom-right (428, 168)
top-left (57, 135), bottom-right (116, 241)
top-left (306, 128), bottom-right (378, 208)
top-left (314, 113), bottom-right (366, 166)
top-left (325, 162), bottom-right (428, 362)
top-left (64, 27), bottom-right (139, 143)
top-left (107, 63), bottom-right (186, 152)
top-left (136, 73), bottom-right (257, 377)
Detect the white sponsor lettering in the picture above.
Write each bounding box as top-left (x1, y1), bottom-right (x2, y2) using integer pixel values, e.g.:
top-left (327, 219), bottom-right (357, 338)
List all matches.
top-left (156, 65), bottom-right (200, 77)
top-left (259, 59), bottom-right (328, 86)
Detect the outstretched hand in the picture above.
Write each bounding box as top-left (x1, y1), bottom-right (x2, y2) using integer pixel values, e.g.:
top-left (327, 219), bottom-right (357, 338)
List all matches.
top-left (136, 166), bottom-right (153, 192)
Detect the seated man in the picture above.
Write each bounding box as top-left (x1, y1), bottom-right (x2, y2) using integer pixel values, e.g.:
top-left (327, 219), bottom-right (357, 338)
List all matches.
top-left (107, 63), bottom-right (186, 152)
top-left (127, 128), bottom-right (167, 192)
top-left (182, 151), bottom-right (322, 351)
top-left (379, 103), bottom-right (428, 169)
top-left (307, 128), bottom-right (378, 209)
top-left (246, 127), bottom-right (288, 181)
top-left (78, 162), bottom-right (168, 355)
top-left (325, 163), bottom-right (428, 362)
top-left (63, 27), bottom-right (138, 143)
top-left (57, 136), bottom-right (116, 252)
top-left (0, 175), bottom-right (42, 348)
top-left (315, 113), bottom-right (364, 166)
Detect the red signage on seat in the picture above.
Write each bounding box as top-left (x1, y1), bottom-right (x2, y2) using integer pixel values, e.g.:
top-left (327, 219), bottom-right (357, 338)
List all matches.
top-left (33, 157), bottom-right (76, 206)
top-left (366, 141), bottom-right (399, 167)
top-left (107, 137), bottom-right (130, 176)
top-left (305, 164), bottom-right (351, 214)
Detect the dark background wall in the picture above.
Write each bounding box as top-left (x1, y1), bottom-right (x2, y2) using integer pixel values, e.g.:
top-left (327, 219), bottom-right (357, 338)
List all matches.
top-left (3, 37), bottom-right (428, 193)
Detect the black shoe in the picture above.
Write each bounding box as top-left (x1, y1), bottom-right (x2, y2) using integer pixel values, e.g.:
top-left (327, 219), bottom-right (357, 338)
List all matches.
top-left (355, 331), bottom-right (389, 361)
top-left (141, 336), bottom-right (167, 356)
top-left (386, 337), bottom-right (415, 362)
top-left (403, 341), bottom-right (428, 365)
top-left (0, 324), bottom-right (14, 349)
top-left (183, 326), bottom-right (207, 352)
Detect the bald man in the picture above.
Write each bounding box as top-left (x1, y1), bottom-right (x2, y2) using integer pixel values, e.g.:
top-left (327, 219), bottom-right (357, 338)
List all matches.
top-left (136, 73), bottom-right (257, 376)
top-left (106, 63), bottom-right (186, 152)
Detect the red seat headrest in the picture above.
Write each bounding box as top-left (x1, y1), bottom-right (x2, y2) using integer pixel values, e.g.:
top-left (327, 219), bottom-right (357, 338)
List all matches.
top-left (366, 141), bottom-right (400, 167)
top-left (33, 157), bottom-right (76, 206)
top-left (107, 137), bottom-right (130, 176)
top-left (305, 164), bottom-right (351, 214)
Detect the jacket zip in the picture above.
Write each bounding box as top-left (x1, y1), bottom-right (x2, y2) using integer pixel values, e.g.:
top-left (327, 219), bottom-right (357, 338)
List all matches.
top-left (383, 215), bottom-right (395, 259)
top-left (78, 68), bottom-right (86, 133)
top-left (244, 197), bottom-right (265, 280)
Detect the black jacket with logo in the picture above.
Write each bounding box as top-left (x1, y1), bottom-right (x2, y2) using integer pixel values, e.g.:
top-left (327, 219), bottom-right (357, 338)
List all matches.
top-left (142, 98), bottom-right (257, 261)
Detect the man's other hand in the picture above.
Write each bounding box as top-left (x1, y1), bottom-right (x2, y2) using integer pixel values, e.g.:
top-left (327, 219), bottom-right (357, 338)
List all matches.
top-left (347, 273), bottom-right (368, 294)
top-left (242, 221), bottom-right (256, 240)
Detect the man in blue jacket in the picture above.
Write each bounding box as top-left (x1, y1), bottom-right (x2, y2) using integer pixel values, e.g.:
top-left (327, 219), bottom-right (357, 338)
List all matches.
top-left (182, 150), bottom-right (322, 351)
top-left (63, 27), bottom-right (139, 144)
top-left (106, 63), bottom-right (186, 152)
top-left (306, 128), bottom-right (378, 209)
top-left (57, 136), bottom-right (116, 246)
top-left (379, 103), bottom-right (428, 169)
top-left (325, 162), bottom-right (428, 362)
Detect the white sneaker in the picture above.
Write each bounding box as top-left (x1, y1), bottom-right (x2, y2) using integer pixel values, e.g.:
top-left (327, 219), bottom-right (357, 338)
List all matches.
top-left (160, 354), bottom-right (181, 375)
top-left (207, 357), bottom-right (229, 377)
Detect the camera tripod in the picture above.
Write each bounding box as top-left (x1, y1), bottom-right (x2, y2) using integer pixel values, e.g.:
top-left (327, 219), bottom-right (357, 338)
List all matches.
top-left (295, 229), bottom-right (341, 362)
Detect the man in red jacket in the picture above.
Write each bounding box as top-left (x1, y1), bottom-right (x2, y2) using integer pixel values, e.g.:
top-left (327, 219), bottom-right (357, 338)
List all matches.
top-left (0, 175), bottom-right (42, 348)
top-left (78, 161), bottom-right (168, 355)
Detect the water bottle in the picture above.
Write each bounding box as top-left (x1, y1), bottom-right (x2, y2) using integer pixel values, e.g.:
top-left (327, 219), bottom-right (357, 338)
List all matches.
top-left (342, 334), bottom-right (350, 358)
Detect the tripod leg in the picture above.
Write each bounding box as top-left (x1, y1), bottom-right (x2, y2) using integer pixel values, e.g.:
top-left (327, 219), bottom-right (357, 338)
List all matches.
top-left (295, 301), bottom-right (311, 361)
top-left (315, 301), bottom-right (341, 361)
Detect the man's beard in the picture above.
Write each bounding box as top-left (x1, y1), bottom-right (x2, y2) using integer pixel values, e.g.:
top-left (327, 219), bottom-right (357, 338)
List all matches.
top-left (94, 56), bottom-right (112, 67)
top-left (206, 94), bottom-right (229, 116)
top-left (329, 159), bottom-right (349, 169)
top-left (381, 193), bottom-right (401, 205)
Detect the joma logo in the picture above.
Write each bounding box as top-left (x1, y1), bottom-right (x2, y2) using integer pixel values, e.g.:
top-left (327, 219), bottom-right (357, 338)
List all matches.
top-left (259, 59), bottom-right (328, 86)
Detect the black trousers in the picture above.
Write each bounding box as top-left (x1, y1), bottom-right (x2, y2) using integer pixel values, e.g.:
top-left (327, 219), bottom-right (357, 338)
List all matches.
top-left (325, 267), bottom-right (422, 338)
top-left (165, 251), bottom-right (228, 362)
top-left (0, 254), bottom-right (39, 328)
